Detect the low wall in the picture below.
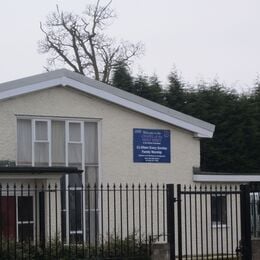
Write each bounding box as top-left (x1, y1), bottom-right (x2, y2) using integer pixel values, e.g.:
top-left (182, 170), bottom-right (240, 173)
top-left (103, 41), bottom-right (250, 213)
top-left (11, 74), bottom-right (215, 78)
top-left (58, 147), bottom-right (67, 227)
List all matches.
top-left (151, 243), bottom-right (170, 260)
top-left (252, 238), bottom-right (260, 260)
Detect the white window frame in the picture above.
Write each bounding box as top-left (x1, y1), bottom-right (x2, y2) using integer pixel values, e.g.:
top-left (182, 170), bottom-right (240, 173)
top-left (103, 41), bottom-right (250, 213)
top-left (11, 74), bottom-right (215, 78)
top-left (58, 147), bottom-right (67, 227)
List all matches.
top-left (32, 119), bottom-right (51, 166)
top-left (65, 120), bottom-right (85, 242)
top-left (16, 116), bottom-right (101, 244)
top-left (66, 120), bottom-right (84, 172)
top-left (67, 121), bottom-right (83, 144)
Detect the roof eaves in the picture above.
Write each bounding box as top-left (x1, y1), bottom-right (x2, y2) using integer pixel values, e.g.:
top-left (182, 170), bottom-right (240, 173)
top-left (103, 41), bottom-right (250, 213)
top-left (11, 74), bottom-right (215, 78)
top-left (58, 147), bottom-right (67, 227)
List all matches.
top-left (62, 76), bottom-right (215, 138)
top-left (0, 69), bottom-right (215, 138)
top-left (61, 70), bottom-right (215, 132)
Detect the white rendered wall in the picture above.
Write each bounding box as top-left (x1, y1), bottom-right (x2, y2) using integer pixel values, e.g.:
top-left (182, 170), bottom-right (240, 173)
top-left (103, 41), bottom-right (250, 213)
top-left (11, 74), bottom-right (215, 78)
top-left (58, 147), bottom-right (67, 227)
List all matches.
top-left (0, 86), bottom-right (200, 185)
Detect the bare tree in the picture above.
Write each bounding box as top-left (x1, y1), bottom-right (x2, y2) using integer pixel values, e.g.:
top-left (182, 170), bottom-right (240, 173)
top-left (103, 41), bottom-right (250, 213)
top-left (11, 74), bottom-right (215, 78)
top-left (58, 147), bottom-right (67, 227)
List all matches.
top-left (39, 0), bottom-right (144, 83)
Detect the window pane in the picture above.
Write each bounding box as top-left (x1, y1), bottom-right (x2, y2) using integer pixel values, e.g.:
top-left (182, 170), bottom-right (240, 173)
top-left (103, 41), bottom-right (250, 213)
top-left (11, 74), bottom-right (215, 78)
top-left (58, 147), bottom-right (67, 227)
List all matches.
top-left (35, 143), bottom-right (49, 166)
top-left (85, 184), bottom-right (98, 210)
top-left (85, 167), bottom-right (98, 210)
top-left (68, 143), bottom-right (82, 166)
top-left (69, 123), bottom-right (81, 142)
top-left (69, 190), bottom-right (82, 231)
top-left (61, 211), bottom-right (66, 242)
top-left (211, 196), bottom-right (227, 224)
top-left (69, 173), bottom-right (82, 187)
top-left (17, 119), bottom-right (32, 165)
top-left (18, 224), bottom-right (33, 242)
top-left (85, 166), bottom-right (98, 187)
top-left (221, 197), bottom-right (227, 224)
top-left (84, 122), bottom-right (98, 164)
top-left (52, 121), bottom-right (65, 166)
top-left (18, 196), bottom-right (33, 221)
top-left (61, 175), bottom-right (66, 210)
top-left (35, 121), bottom-right (48, 141)
top-left (211, 196), bottom-right (217, 222)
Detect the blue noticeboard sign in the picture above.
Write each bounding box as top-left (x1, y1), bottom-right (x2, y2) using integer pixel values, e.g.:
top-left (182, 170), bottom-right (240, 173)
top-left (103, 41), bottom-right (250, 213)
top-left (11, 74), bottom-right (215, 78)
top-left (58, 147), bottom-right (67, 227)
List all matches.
top-left (133, 128), bottom-right (171, 163)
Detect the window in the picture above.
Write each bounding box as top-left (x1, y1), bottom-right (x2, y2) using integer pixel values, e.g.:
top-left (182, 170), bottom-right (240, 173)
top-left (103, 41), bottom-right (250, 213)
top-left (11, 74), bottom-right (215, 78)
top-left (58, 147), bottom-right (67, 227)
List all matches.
top-left (17, 117), bottom-right (99, 243)
top-left (33, 120), bottom-right (50, 166)
top-left (17, 196), bottom-right (34, 241)
top-left (84, 122), bottom-right (99, 243)
top-left (69, 190), bottom-right (83, 242)
top-left (211, 195), bottom-right (227, 225)
top-left (51, 121), bottom-right (65, 166)
top-left (16, 118), bottom-right (98, 171)
top-left (66, 121), bottom-right (84, 240)
top-left (67, 121), bottom-right (83, 172)
top-left (84, 122), bottom-right (98, 165)
top-left (17, 119), bottom-right (32, 165)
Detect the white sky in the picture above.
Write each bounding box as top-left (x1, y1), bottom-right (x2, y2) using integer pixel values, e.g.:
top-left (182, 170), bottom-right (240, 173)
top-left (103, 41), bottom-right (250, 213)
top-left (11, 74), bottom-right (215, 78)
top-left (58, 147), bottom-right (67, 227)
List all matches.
top-left (1, 0), bottom-right (260, 91)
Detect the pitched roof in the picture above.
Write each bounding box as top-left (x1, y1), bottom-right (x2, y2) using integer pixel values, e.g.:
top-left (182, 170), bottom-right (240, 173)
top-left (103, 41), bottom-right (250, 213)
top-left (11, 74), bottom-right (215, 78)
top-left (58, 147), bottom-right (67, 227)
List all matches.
top-left (0, 69), bottom-right (215, 138)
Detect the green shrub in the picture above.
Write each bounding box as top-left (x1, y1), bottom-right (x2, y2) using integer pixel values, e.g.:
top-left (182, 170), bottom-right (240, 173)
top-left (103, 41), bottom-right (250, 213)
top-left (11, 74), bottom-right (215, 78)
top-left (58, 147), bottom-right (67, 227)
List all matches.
top-left (0, 234), bottom-right (151, 259)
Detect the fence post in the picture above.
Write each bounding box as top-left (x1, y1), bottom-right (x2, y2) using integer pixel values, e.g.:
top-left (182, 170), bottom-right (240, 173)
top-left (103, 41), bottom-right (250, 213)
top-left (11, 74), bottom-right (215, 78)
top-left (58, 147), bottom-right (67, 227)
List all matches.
top-left (240, 184), bottom-right (252, 260)
top-left (167, 184), bottom-right (175, 260)
top-left (177, 184), bottom-right (182, 260)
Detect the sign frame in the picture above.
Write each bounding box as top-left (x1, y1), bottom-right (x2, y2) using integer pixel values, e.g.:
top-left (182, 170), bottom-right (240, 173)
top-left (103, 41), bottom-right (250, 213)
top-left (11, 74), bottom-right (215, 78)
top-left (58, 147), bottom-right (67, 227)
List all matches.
top-left (133, 128), bottom-right (171, 163)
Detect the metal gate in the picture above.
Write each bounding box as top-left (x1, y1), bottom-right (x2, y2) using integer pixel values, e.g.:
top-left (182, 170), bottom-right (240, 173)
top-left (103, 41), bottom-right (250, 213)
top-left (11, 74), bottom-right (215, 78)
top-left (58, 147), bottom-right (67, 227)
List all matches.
top-left (167, 184), bottom-right (252, 260)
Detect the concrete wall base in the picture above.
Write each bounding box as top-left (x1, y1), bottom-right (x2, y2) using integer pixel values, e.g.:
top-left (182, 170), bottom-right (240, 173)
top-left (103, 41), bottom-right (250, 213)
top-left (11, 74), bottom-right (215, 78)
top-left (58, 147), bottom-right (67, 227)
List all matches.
top-left (151, 243), bottom-right (170, 260)
top-left (252, 238), bottom-right (260, 260)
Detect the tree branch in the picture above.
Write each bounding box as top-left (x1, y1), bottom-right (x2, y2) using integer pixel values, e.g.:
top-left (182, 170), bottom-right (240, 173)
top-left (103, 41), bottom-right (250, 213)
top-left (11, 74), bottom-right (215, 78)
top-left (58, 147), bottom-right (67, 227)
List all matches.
top-left (39, 1), bottom-right (143, 82)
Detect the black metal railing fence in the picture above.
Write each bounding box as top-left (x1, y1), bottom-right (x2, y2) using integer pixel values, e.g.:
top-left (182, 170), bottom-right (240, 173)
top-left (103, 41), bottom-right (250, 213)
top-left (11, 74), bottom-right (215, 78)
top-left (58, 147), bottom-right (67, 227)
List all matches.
top-left (170, 184), bottom-right (242, 259)
top-left (0, 182), bottom-right (257, 259)
top-left (0, 183), bottom-right (167, 259)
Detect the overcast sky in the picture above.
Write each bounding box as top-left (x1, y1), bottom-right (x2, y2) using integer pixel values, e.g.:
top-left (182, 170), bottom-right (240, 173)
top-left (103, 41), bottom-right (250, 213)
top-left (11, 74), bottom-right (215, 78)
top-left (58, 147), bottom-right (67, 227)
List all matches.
top-left (1, 0), bottom-right (260, 91)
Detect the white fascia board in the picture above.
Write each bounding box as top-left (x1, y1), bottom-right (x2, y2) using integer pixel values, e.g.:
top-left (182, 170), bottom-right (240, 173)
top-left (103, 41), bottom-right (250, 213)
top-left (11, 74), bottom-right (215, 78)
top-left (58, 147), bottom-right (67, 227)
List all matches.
top-left (193, 174), bottom-right (260, 183)
top-left (0, 78), bottom-right (66, 101)
top-left (0, 76), bottom-right (213, 138)
top-left (64, 78), bottom-right (214, 138)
